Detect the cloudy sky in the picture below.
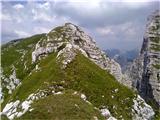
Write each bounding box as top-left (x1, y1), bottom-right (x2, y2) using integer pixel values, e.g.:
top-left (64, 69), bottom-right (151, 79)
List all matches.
top-left (1, 0), bottom-right (159, 50)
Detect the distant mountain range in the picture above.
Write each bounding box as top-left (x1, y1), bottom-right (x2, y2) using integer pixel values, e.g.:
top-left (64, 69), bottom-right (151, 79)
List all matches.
top-left (104, 49), bottom-right (139, 71)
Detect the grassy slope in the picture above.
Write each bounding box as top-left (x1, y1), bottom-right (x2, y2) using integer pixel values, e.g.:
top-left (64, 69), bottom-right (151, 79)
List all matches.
top-left (17, 90), bottom-right (105, 120)
top-left (1, 34), bottom-right (45, 106)
top-left (1, 35), bottom-right (137, 119)
top-left (64, 53), bottom-right (135, 119)
top-left (3, 51), bottom-right (135, 119)
top-left (1, 34), bottom-right (46, 76)
top-left (3, 34), bottom-right (160, 119)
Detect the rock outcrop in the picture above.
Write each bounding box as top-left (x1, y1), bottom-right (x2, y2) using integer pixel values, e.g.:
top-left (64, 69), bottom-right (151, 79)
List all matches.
top-left (1, 66), bottom-right (21, 96)
top-left (132, 95), bottom-right (155, 120)
top-left (32, 23), bottom-right (124, 82)
top-left (125, 10), bottom-right (160, 106)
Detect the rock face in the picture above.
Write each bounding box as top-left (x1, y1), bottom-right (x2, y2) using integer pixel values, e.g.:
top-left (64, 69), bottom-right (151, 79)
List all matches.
top-left (126, 10), bottom-right (160, 106)
top-left (132, 95), bottom-right (155, 120)
top-left (1, 66), bottom-right (21, 96)
top-left (32, 23), bottom-right (124, 82)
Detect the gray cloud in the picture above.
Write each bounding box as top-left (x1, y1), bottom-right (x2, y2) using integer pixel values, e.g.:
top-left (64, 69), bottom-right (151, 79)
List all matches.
top-left (1, 0), bottom-right (159, 50)
top-left (53, 1), bottom-right (158, 27)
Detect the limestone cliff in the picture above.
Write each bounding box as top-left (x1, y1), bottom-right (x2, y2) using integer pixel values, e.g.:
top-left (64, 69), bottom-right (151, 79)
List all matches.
top-left (126, 10), bottom-right (160, 106)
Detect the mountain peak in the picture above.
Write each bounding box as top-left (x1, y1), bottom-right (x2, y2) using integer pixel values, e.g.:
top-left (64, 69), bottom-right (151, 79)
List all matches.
top-left (64, 22), bottom-right (77, 27)
top-left (32, 23), bottom-right (123, 81)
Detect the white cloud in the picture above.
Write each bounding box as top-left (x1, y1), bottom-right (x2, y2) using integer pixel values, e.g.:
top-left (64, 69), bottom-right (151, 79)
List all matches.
top-left (59, 0), bottom-right (156, 10)
top-left (38, 2), bottom-right (50, 10)
top-left (51, 0), bottom-right (158, 3)
top-left (33, 27), bottom-right (50, 33)
top-left (119, 0), bottom-right (157, 2)
top-left (96, 27), bottom-right (114, 36)
top-left (0, 13), bottom-right (11, 21)
top-left (120, 22), bottom-right (133, 31)
top-left (15, 17), bottom-right (22, 23)
top-left (32, 9), bottom-right (54, 22)
top-left (118, 22), bottom-right (137, 36)
top-left (107, 0), bottom-right (158, 9)
top-left (96, 22), bottom-right (137, 40)
top-left (13, 4), bottom-right (24, 10)
top-left (14, 30), bottom-right (30, 38)
top-left (64, 0), bottom-right (102, 13)
top-left (120, 1), bottom-right (150, 9)
top-left (33, 13), bottom-right (53, 22)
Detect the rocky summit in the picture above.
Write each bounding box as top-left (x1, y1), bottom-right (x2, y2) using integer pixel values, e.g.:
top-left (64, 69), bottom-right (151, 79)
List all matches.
top-left (32, 23), bottom-right (123, 82)
top-left (125, 10), bottom-right (160, 108)
top-left (0, 20), bottom-right (157, 119)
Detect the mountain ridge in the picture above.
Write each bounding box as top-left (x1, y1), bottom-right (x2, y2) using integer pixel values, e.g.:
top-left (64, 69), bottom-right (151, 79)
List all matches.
top-left (1, 22), bottom-right (156, 120)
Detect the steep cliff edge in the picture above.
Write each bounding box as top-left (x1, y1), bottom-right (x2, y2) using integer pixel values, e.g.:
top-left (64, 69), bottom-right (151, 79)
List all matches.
top-left (126, 10), bottom-right (160, 107)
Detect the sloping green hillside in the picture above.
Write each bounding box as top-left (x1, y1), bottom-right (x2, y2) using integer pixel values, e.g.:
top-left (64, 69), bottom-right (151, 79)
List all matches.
top-left (17, 90), bottom-right (105, 120)
top-left (2, 39), bottom-right (134, 119)
top-left (1, 24), bottom-right (154, 120)
top-left (1, 34), bottom-right (46, 103)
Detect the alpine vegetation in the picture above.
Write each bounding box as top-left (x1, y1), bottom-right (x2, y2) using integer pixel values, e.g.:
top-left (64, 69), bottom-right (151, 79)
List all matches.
top-left (1, 11), bottom-right (159, 120)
